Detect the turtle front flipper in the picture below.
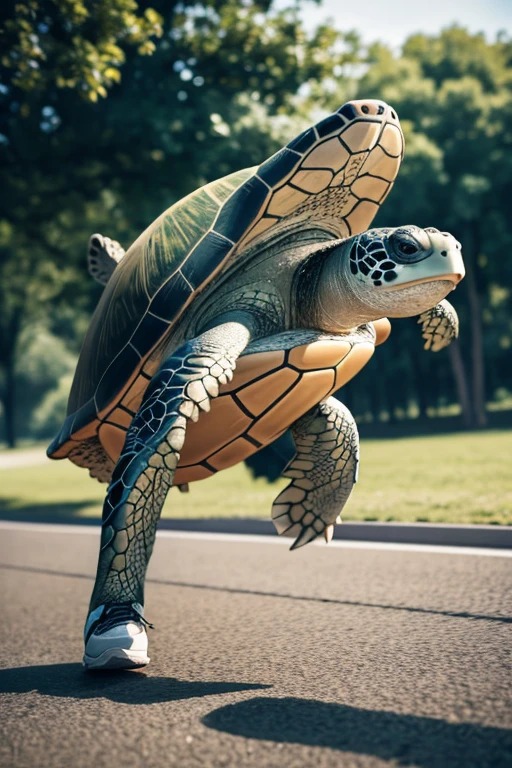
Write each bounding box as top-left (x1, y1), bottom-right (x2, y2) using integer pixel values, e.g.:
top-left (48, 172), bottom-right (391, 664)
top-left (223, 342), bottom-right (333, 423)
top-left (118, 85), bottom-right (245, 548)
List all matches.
top-left (272, 397), bottom-right (359, 550)
top-left (417, 299), bottom-right (459, 352)
top-left (87, 233), bottom-right (126, 286)
top-left (89, 317), bottom-right (253, 610)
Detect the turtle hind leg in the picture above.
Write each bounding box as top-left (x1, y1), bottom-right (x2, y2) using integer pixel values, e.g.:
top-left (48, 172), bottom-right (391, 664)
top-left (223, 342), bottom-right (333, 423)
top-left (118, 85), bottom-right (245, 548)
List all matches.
top-left (271, 397), bottom-right (359, 550)
top-left (89, 318), bottom-right (253, 610)
top-left (87, 233), bottom-right (126, 286)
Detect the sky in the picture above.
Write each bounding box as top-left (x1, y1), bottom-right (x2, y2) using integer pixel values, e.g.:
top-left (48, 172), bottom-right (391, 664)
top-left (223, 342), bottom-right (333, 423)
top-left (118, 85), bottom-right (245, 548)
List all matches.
top-left (275, 0), bottom-right (511, 48)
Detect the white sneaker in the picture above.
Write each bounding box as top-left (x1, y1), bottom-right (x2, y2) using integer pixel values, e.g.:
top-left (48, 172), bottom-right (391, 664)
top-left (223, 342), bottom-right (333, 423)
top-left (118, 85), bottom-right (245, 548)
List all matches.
top-left (83, 602), bottom-right (152, 670)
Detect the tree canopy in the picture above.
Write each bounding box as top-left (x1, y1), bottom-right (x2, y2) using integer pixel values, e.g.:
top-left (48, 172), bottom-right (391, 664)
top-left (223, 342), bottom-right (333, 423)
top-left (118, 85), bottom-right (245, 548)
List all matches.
top-left (0, 2), bottom-right (510, 445)
top-left (345, 29), bottom-right (512, 427)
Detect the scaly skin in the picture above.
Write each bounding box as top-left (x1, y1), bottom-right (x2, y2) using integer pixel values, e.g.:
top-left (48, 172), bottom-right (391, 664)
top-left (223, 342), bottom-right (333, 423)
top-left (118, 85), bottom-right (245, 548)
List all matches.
top-left (87, 225), bottom-right (464, 611)
top-left (418, 299), bottom-right (459, 351)
top-left (89, 319), bottom-right (252, 610)
top-left (272, 397), bottom-right (359, 549)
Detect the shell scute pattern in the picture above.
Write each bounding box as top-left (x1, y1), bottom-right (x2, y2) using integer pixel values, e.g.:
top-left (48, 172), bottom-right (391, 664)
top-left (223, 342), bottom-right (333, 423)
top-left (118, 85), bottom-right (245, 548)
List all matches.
top-left (213, 176), bottom-right (269, 243)
top-left (258, 148), bottom-right (301, 186)
top-left (301, 138), bottom-right (348, 172)
top-left (49, 101), bottom-right (402, 462)
top-left (286, 128), bottom-right (317, 153)
top-left (174, 334), bottom-right (374, 485)
top-left (316, 113), bottom-right (345, 137)
top-left (180, 232), bottom-right (232, 288)
top-left (341, 121), bottom-right (381, 153)
top-left (68, 168), bottom-right (253, 411)
top-left (261, 119), bottom-right (399, 239)
top-left (237, 106), bottom-right (403, 249)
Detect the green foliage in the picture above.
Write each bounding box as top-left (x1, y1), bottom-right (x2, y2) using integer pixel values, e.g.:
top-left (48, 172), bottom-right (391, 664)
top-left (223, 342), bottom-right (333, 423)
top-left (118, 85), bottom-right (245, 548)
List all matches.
top-left (5, 327), bottom-right (76, 437)
top-left (30, 373), bottom-right (73, 437)
top-left (0, 5), bottom-right (510, 445)
top-left (15, 325), bottom-right (76, 385)
top-left (0, 0), bottom-right (357, 445)
top-left (0, 0), bottom-right (163, 100)
top-left (324, 27), bottom-right (512, 427)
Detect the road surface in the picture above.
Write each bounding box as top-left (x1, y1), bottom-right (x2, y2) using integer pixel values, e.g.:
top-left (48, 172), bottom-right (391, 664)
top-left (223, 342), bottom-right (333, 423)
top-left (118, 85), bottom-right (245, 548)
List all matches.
top-left (0, 523), bottom-right (511, 768)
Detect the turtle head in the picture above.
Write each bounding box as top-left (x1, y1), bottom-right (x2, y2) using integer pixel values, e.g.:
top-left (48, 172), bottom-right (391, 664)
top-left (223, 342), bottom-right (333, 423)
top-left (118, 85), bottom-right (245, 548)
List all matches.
top-left (312, 225), bottom-right (464, 331)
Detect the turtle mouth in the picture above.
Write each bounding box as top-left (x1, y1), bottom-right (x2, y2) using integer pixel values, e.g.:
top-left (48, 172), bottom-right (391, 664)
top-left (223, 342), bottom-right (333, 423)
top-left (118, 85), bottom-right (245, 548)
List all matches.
top-left (384, 273), bottom-right (463, 291)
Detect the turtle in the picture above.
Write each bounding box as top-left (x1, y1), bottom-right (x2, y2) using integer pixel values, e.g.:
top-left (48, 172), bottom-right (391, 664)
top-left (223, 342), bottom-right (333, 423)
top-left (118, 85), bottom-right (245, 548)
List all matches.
top-left (47, 99), bottom-right (464, 669)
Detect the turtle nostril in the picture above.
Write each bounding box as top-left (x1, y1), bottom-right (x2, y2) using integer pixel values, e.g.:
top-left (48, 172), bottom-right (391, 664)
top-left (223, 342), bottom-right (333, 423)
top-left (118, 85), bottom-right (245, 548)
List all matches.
top-left (391, 110), bottom-right (397, 120)
top-left (361, 104), bottom-right (369, 114)
top-left (440, 250), bottom-right (447, 257)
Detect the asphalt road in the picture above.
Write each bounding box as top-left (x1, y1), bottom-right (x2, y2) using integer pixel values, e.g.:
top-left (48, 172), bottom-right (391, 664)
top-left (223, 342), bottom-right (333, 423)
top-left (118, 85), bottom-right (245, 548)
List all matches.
top-left (0, 524), bottom-right (511, 768)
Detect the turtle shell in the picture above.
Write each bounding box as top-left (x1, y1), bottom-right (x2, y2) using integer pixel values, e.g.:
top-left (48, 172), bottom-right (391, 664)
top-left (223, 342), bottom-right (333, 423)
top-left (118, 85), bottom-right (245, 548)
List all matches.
top-left (48, 98), bottom-right (403, 460)
top-left (171, 327), bottom-right (377, 484)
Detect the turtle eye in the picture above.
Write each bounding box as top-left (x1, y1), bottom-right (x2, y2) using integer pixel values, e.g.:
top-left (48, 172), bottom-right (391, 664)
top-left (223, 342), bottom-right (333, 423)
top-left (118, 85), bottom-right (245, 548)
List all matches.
top-left (398, 241), bottom-right (419, 256)
top-left (389, 232), bottom-right (428, 263)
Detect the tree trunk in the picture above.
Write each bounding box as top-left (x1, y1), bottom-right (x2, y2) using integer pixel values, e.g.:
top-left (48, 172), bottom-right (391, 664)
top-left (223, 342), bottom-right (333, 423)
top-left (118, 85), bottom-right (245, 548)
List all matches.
top-left (463, 224), bottom-right (487, 427)
top-left (0, 306), bottom-right (23, 448)
top-left (1, 358), bottom-right (16, 448)
top-left (448, 340), bottom-right (472, 428)
top-left (412, 361), bottom-right (429, 419)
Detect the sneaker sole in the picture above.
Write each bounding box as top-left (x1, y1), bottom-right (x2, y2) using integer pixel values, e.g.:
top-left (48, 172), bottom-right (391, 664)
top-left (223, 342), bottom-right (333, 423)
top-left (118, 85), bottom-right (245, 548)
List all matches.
top-left (83, 648), bottom-right (150, 670)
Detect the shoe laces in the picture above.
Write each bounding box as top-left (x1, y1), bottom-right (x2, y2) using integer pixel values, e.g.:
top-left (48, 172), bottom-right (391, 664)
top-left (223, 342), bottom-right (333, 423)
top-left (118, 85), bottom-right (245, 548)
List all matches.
top-left (96, 602), bottom-right (154, 635)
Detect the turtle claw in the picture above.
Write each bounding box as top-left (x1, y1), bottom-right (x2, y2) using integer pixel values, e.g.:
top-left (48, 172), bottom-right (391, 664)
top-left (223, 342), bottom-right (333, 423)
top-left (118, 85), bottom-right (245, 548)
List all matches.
top-left (272, 486), bottom-right (337, 550)
top-left (290, 526), bottom-right (319, 551)
top-left (291, 517), bottom-right (341, 549)
top-left (324, 524), bottom-right (334, 543)
top-left (190, 404), bottom-right (200, 422)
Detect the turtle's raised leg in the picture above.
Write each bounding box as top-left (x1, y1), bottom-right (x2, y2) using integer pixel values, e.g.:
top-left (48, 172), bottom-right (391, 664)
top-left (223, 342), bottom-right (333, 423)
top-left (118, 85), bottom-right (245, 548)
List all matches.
top-left (271, 397), bottom-right (359, 550)
top-left (84, 318), bottom-right (253, 669)
top-left (87, 233), bottom-right (126, 286)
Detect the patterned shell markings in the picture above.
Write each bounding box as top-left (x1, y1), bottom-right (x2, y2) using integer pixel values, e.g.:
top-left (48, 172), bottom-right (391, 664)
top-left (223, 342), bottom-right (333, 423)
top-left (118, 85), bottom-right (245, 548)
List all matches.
top-left (50, 99), bottom-right (404, 458)
top-left (67, 167), bottom-right (254, 417)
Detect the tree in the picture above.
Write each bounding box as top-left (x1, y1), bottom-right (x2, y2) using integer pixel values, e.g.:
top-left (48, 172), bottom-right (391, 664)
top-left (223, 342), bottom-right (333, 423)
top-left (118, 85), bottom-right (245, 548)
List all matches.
top-left (0, 0), bottom-right (357, 445)
top-left (0, 0), bottom-right (164, 445)
top-left (0, 0), bottom-right (163, 101)
top-left (323, 29), bottom-right (512, 428)
top-left (1, 7), bottom-right (510, 446)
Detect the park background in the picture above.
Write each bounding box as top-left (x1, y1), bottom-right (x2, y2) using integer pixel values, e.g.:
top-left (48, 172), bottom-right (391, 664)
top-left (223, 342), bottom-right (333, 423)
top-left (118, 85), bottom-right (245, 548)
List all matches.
top-left (0, 0), bottom-right (511, 526)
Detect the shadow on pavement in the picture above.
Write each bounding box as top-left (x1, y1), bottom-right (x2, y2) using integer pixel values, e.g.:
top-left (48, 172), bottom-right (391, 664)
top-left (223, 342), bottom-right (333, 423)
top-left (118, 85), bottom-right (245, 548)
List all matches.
top-left (203, 696), bottom-right (512, 767)
top-left (0, 664), bottom-right (270, 704)
top-left (0, 499), bottom-right (101, 523)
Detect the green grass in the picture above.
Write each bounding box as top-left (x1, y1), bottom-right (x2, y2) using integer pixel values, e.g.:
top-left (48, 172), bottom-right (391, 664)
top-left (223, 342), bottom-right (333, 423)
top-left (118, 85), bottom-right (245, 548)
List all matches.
top-left (0, 430), bottom-right (510, 525)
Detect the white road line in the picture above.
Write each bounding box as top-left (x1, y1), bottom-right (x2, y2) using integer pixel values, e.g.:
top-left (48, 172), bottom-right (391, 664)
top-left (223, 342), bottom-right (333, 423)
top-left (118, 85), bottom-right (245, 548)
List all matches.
top-left (0, 520), bottom-right (511, 558)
